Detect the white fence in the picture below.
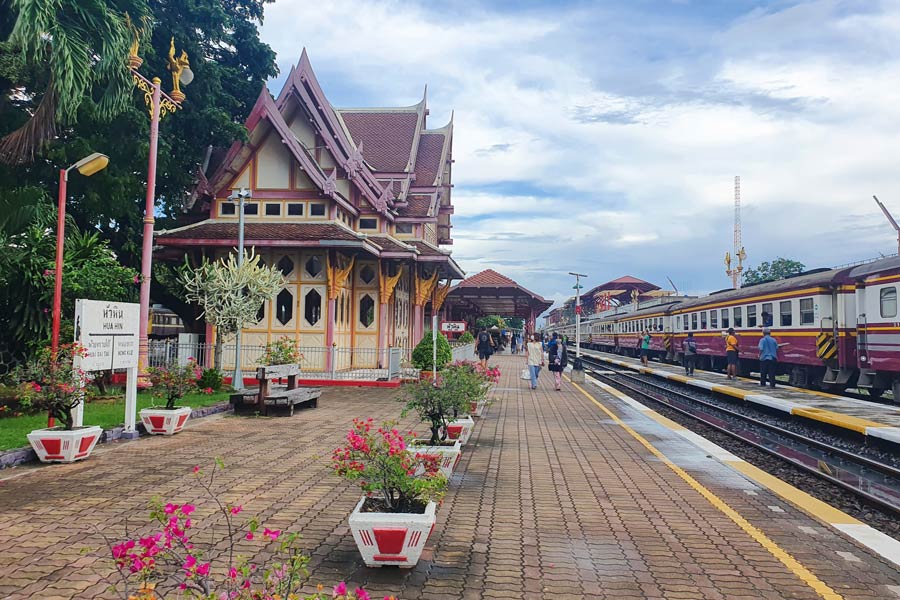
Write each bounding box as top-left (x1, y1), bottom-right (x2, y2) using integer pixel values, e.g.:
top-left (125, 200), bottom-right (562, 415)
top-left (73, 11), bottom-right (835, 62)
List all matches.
top-left (450, 343), bottom-right (476, 362)
top-left (148, 340), bottom-right (404, 381)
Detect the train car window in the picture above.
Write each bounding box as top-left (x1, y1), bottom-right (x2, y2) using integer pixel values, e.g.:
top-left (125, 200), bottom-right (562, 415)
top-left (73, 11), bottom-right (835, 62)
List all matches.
top-left (747, 305), bottom-right (757, 327)
top-left (700, 312), bottom-right (708, 329)
top-left (800, 298), bottom-right (815, 324)
top-left (677, 315), bottom-right (682, 330)
top-left (779, 300), bottom-right (792, 326)
top-left (733, 307), bottom-right (743, 328)
top-left (880, 287), bottom-right (897, 318)
top-left (691, 313), bottom-right (697, 330)
top-left (710, 310), bottom-right (718, 329)
top-left (762, 303), bottom-right (774, 327)
top-left (721, 308), bottom-right (729, 329)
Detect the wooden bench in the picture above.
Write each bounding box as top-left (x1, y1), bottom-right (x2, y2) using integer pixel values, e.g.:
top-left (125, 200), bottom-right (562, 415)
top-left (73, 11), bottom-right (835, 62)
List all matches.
top-left (229, 364), bottom-right (321, 416)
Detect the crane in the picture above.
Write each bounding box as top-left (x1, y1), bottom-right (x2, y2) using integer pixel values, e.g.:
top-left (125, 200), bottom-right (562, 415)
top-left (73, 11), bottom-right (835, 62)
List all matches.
top-left (873, 195), bottom-right (900, 256)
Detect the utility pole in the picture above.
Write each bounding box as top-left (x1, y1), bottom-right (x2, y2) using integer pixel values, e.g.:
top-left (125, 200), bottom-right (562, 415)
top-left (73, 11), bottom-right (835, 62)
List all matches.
top-left (724, 176), bottom-right (747, 289)
top-left (874, 195), bottom-right (900, 256)
top-left (228, 188), bottom-right (251, 390)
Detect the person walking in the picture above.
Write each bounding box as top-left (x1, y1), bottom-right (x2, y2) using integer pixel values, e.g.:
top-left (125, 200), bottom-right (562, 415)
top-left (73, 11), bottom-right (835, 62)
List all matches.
top-left (639, 329), bottom-right (652, 366)
top-left (476, 327), bottom-right (494, 369)
top-left (725, 327), bottom-right (739, 380)
top-left (524, 333), bottom-right (544, 390)
top-left (682, 332), bottom-right (697, 376)
top-left (758, 327), bottom-right (778, 388)
top-left (548, 335), bottom-right (568, 390)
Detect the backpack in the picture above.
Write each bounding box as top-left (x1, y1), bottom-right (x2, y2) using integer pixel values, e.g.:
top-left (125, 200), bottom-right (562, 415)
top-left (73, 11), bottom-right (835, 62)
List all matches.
top-left (686, 339), bottom-right (696, 354)
top-left (558, 344), bottom-right (568, 368)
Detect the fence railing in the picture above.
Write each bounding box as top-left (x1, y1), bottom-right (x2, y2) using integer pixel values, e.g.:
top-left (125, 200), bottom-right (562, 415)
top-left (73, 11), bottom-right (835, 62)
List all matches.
top-left (451, 343), bottom-right (476, 362)
top-left (147, 340), bottom-right (406, 382)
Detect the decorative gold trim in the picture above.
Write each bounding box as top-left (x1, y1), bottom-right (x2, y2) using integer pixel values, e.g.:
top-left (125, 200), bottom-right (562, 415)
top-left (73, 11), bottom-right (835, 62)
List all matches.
top-left (379, 263), bottom-right (404, 303)
top-left (432, 281), bottom-right (452, 313)
top-left (327, 253), bottom-right (355, 300)
top-left (131, 74), bottom-right (180, 119)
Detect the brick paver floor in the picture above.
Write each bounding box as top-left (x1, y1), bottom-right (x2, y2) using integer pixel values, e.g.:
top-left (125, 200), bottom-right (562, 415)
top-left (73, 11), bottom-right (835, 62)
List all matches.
top-left (1, 353), bottom-right (900, 599)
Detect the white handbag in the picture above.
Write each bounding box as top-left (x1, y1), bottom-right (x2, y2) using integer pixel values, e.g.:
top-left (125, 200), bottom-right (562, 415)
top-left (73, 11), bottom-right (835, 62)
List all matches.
top-left (520, 368), bottom-right (530, 380)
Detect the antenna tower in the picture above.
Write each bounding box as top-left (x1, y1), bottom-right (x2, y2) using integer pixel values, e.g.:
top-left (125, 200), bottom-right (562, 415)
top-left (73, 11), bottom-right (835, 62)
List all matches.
top-left (724, 176), bottom-right (747, 289)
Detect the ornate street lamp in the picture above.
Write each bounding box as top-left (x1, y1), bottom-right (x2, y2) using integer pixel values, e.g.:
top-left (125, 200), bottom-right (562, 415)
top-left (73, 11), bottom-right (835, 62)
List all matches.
top-left (49, 152), bottom-right (109, 425)
top-left (127, 20), bottom-right (194, 378)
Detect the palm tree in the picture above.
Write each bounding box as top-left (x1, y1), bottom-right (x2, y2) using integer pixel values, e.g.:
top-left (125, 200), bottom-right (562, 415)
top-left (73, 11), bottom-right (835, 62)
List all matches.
top-left (0, 0), bottom-right (149, 165)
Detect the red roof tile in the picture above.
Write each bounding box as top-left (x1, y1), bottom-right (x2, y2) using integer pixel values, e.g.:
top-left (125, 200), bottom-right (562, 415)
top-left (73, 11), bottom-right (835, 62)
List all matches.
top-left (408, 240), bottom-right (448, 257)
top-left (401, 195), bottom-right (433, 218)
top-left (339, 111), bottom-right (418, 172)
top-left (157, 221), bottom-right (363, 243)
top-left (366, 235), bottom-right (415, 254)
top-left (456, 269), bottom-right (519, 288)
top-left (413, 132), bottom-right (445, 186)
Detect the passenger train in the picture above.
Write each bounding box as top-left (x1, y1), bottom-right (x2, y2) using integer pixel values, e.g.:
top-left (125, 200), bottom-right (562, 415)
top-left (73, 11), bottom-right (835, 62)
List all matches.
top-left (547, 256), bottom-right (900, 400)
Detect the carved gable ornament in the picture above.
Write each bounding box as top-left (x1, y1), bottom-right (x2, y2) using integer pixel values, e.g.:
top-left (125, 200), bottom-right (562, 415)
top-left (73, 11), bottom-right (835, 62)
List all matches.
top-left (346, 141), bottom-right (365, 180)
top-left (323, 169), bottom-right (337, 198)
top-left (375, 181), bottom-right (393, 212)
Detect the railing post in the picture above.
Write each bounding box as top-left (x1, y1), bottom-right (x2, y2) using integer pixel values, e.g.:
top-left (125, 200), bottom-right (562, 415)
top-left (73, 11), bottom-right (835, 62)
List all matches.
top-left (330, 345), bottom-right (336, 380)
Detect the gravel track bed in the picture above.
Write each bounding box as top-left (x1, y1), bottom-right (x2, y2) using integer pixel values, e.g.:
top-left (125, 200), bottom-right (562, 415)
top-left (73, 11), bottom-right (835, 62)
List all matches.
top-left (589, 368), bottom-right (900, 540)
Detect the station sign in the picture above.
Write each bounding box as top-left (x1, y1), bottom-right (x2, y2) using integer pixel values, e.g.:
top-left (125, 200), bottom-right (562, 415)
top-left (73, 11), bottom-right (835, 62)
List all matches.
top-left (73, 300), bottom-right (140, 371)
top-left (440, 321), bottom-right (467, 333)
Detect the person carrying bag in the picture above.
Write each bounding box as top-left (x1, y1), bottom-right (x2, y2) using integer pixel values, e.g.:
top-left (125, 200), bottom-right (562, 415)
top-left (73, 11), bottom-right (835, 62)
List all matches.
top-left (548, 334), bottom-right (568, 391)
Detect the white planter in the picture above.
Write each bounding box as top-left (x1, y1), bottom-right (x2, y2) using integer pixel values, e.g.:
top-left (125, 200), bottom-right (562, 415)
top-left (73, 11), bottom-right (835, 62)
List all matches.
top-left (27, 425), bottom-right (103, 463)
top-left (140, 406), bottom-right (192, 435)
top-left (411, 439), bottom-right (462, 479)
top-left (446, 416), bottom-right (475, 445)
top-left (348, 496), bottom-right (437, 568)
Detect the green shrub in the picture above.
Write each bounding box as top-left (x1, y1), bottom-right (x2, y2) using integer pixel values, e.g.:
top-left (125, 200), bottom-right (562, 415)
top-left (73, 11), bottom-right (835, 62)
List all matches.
top-left (197, 368), bottom-right (224, 392)
top-left (458, 331), bottom-right (475, 344)
top-left (411, 331), bottom-right (452, 371)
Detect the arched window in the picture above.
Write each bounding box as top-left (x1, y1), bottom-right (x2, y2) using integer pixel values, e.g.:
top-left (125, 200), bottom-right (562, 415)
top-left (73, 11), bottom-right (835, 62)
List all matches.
top-left (304, 289), bottom-right (321, 326)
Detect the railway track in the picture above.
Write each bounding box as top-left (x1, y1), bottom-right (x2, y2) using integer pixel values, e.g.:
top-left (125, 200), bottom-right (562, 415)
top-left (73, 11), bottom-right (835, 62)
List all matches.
top-left (579, 355), bottom-right (900, 530)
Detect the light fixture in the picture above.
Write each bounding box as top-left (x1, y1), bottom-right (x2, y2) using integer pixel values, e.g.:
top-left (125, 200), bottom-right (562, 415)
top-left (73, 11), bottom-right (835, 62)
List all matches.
top-left (73, 153), bottom-right (110, 177)
top-left (180, 66), bottom-right (194, 86)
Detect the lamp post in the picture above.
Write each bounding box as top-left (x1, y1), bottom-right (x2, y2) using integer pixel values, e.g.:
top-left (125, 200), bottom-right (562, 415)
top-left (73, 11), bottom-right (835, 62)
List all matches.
top-left (569, 272), bottom-right (587, 359)
top-left (227, 188), bottom-right (251, 390)
top-left (49, 152), bottom-right (110, 426)
top-left (128, 35), bottom-right (193, 379)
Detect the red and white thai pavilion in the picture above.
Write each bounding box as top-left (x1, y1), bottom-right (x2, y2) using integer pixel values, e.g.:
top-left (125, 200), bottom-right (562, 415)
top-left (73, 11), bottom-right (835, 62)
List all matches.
top-left (156, 50), bottom-right (463, 376)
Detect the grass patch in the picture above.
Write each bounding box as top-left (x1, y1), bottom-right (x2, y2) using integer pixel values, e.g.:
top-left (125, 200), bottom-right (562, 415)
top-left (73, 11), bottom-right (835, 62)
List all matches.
top-left (0, 390), bottom-right (231, 452)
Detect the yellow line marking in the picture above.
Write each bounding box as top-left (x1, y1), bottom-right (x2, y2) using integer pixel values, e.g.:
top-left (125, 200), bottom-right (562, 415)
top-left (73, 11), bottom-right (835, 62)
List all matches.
top-left (644, 410), bottom-right (687, 430)
top-left (724, 461), bottom-right (861, 526)
top-left (711, 384), bottom-right (747, 400)
top-left (790, 407), bottom-right (886, 433)
top-left (569, 379), bottom-right (844, 600)
top-left (668, 374), bottom-right (690, 383)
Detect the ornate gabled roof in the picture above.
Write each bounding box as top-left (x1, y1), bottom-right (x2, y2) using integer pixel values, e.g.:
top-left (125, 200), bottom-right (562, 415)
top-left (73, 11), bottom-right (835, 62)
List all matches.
top-left (156, 220), bottom-right (368, 244)
top-left (447, 269), bottom-right (553, 316)
top-left (336, 103), bottom-right (423, 173)
top-left (401, 195), bottom-right (435, 219)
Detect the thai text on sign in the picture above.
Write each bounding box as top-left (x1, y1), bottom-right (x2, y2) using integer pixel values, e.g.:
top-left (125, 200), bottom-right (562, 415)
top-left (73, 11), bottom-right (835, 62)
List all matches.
top-left (74, 300), bottom-right (141, 371)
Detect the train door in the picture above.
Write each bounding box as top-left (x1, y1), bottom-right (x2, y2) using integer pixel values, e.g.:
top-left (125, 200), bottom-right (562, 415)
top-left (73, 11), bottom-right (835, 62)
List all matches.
top-left (856, 286), bottom-right (868, 366)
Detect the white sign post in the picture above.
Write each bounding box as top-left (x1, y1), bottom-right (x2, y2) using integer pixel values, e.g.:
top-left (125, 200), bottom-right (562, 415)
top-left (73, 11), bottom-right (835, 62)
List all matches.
top-left (432, 315), bottom-right (438, 380)
top-left (74, 300), bottom-right (140, 433)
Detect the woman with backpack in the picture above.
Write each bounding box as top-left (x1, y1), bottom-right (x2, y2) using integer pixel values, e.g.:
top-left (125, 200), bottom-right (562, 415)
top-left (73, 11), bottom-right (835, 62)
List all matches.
top-left (682, 332), bottom-right (697, 376)
top-left (548, 335), bottom-right (568, 390)
top-left (476, 327), bottom-right (495, 369)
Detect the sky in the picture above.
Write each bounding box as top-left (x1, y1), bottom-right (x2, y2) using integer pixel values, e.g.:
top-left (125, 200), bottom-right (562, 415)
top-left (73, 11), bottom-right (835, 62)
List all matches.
top-left (259, 0), bottom-right (900, 311)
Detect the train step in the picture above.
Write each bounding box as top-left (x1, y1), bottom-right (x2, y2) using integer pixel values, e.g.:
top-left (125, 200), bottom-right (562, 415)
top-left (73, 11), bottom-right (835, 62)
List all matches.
top-left (823, 366), bottom-right (854, 385)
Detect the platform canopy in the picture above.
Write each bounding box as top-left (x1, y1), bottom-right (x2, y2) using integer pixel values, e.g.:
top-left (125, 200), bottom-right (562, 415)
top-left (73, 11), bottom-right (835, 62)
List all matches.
top-left (444, 269), bottom-right (553, 331)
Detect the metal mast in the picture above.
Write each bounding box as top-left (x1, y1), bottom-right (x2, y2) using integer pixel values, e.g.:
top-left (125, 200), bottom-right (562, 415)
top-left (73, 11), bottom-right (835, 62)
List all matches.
top-left (873, 195), bottom-right (900, 256)
top-left (724, 176), bottom-right (747, 289)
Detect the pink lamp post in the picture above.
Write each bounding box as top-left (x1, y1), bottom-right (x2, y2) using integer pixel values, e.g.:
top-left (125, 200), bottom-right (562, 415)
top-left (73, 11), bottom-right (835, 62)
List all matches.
top-left (49, 152), bottom-right (110, 426)
top-left (129, 39), bottom-right (193, 378)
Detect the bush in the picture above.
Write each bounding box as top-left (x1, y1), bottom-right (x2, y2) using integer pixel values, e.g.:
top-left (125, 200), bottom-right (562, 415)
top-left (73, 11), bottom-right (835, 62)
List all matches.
top-left (457, 331), bottom-right (475, 344)
top-left (197, 368), bottom-right (224, 392)
top-left (411, 331), bottom-right (452, 371)
top-left (147, 359), bottom-right (202, 410)
top-left (259, 337), bottom-right (302, 366)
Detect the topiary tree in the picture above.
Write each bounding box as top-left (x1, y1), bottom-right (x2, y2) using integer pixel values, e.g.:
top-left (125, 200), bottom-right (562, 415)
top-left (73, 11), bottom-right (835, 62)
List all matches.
top-left (180, 250), bottom-right (285, 371)
top-left (411, 331), bottom-right (452, 372)
top-left (457, 331), bottom-right (475, 344)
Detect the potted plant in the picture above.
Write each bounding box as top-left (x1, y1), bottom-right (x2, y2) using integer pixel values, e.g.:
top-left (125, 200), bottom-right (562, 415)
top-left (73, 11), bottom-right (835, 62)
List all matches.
top-left (18, 343), bottom-right (102, 463)
top-left (140, 359), bottom-right (202, 435)
top-left (333, 419), bottom-right (447, 568)
top-left (402, 378), bottom-right (463, 478)
top-left (258, 336), bottom-right (303, 366)
top-left (439, 364), bottom-right (485, 444)
top-left (410, 331), bottom-right (452, 379)
top-left (108, 461), bottom-right (393, 600)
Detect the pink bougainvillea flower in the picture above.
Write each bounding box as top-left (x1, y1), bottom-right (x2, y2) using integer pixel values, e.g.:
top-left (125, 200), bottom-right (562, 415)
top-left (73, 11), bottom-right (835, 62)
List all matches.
top-left (355, 587), bottom-right (371, 600)
top-left (262, 527), bottom-right (280, 540)
top-left (333, 582), bottom-right (347, 596)
top-left (192, 465), bottom-right (200, 473)
top-left (228, 567), bottom-right (238, 579)
top-left (230, 505), bottom-right (242, 515)
top-left (181, 504), bottom-right (195, 515)
top-left (196, 562), bottom-right (210, 576)
top-left (245, 532), bottom-right (254, 541)
top-left (164, 503), bottom-right (179, 514)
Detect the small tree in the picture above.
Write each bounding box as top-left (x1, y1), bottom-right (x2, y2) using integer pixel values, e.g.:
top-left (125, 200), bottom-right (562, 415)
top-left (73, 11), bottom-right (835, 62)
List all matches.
top-left (475, 315), bottom-right (506, 330)
top-left (146, 359), bottom-right (202, 410)
top-left (180, 251), bottom-right (285, 371)
top-left (16, 343), bottom-right (91, 430)
top-left (411, 332), bottom-right (452, 372)
top-left (743, 258), bottom-right (806, 285)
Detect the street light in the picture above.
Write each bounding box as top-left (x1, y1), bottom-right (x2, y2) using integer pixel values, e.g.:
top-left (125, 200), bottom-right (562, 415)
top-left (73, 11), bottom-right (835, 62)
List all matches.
top-left (568, 272), bottom-right (587, 359)
top-left (227, 187), bottom-right (251, 390)
top-left (50, 152), bottom-right (110, 425)
top-left (127, 31), bottom-right (193, 380)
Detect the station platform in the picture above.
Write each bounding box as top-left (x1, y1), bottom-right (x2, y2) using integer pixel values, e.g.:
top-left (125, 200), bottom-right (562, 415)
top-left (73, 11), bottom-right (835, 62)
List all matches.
top-left (1, 354), bottom-right (899, 598)
top-left (580, 348), bottom-right (900, 446)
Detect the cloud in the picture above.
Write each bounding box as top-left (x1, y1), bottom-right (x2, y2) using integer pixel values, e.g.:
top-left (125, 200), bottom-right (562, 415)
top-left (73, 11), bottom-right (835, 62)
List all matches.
top-left (260, 0), bottom-right (900, 313)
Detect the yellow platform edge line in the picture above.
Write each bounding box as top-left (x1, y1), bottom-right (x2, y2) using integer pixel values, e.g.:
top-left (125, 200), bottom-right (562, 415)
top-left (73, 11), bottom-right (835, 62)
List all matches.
top-left (724, 460), bottom-right (861, 526)
top-left (571, 379), bottom-right (843, 600)
top-left (791, 407), bottom-right (884, 434)
top-left (710, 384), bottom-right (748, 400)
top-left (644, 410), bottom-right (687, 431)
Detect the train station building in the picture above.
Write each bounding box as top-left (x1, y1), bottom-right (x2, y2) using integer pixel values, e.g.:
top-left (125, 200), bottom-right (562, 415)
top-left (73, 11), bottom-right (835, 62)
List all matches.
top-left (155, 50), bottom-right (463, 374)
